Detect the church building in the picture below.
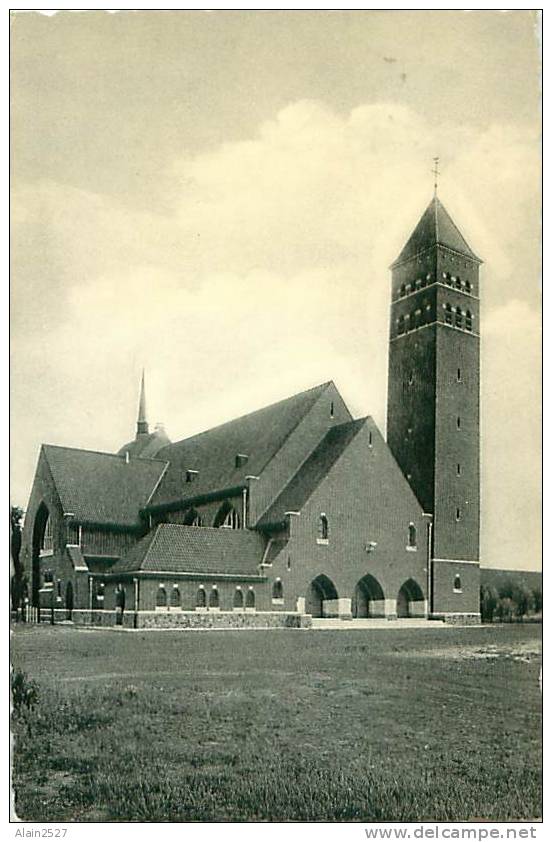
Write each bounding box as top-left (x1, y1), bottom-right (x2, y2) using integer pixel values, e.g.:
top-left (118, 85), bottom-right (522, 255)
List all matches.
top-left (20, 195), bottom-right (482, 628)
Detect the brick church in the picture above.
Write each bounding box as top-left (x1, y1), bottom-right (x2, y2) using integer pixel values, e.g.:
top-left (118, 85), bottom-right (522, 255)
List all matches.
top-left (20, 195), bottom-right (482, 628)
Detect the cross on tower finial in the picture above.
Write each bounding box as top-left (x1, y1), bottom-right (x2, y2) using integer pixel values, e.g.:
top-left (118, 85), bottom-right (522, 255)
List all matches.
top-left (432, 156), bottom-right (440, 196)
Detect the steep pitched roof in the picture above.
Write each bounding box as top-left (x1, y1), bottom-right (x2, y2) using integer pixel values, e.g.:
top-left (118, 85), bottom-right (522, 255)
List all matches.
top-left (392, 196), bottom-right (481, 266)
top-left (42, 445), bottom-right (168, 528)
top-left (109, 523), bottom-right (266, 576)
top-left (149, 382), bottom-right (337, 508)
top-left (259, 418), bottom-right (367, 525)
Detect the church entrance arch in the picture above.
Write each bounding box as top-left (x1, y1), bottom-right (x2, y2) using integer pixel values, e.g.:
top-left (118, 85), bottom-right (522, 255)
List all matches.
top-left (31, 502), bottom-right (50, 607)
top-left (306, 574), bottom-right (338, 618)
top-left (352, 575), bottom-right (385, 618)
top-left (397, 579), bottom-right (425, 618)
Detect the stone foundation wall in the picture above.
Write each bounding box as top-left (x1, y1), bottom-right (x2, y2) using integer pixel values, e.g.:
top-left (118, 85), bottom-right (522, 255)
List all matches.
top-left (70, 609), bottom-right (312, 630)
top-left (432, 612), bottom-right (481, 625)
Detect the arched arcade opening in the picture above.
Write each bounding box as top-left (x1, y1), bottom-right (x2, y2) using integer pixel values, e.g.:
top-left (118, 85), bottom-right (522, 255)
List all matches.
top-left (306, 574), bottom-right (339, 618)
top-left (352, 574), bottom-right (385, 618)
top-left (397, 579), bottom-right (426, 618)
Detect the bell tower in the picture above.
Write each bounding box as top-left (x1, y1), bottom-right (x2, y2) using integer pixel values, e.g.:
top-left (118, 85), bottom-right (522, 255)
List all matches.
top-left (386, 194), bottom-right (482, 620)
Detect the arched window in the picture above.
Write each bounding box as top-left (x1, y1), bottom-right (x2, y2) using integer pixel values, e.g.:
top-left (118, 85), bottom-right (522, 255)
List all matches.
top-left (156, 585), bottom-right (167, 608)
top-left (454, 575), bottom-right (462, 592)
top-left (408, 523), bottom-right (417, 548)
top-left (41, 514), bottom-right (53, 553)
top-left (405, 283), bottom-right (411, 295)
top-left (397, 315), bottom-right (405, 335)
top-left (233, 588), bottom-right (244, 609)
top-left (246, 589), bottom-right (256, 609)
top-left (214, 502), bottom-right (240, 529)
top-left (465, 280), bottom-right (472, 295)
top-left (399, 284), bottom-right (406, 298)
top-left (456, 507), bottom-right (462, 521)
top-left (184, 508), bottom-right (202, 527)
top-left (415, 278), bottom-right (422, 290)
top-left (272, 580), bottom-right (284, 602)
top-left (444, 303), bottom-right (453, 325)
top-left (455, 308), bottom-right (463, 328)
top-left (415, 308), bottom-right (423, 328)
top-left (196, 587), bottom-right (206, 608)
top-left (318, 515), bottom-right (329, 541)
top-left (465, 310), bottom-right (473, 331)
top-left (455, 277), bottom-right (462, 290)
top-left (170, 585), bottom-right (181, 608)
top-left (209, 587), bottom-right (220, 608)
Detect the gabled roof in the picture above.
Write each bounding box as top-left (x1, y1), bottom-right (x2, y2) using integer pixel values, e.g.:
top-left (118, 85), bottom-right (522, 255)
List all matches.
top-left (149, 381), bottom-right (337, 508)
top-left (42, 445), bottom-right (168, 528)
top-left (259, 418), bottom-right (367, 525)
top-left (109, 523), bottom-right (266, 577)
top-left (392, 196), bottom-right (481, 266)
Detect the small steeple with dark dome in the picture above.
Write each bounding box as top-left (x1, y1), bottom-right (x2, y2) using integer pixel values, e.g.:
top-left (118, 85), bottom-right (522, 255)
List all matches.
top-left (117, 370), bottom-right (171, 459)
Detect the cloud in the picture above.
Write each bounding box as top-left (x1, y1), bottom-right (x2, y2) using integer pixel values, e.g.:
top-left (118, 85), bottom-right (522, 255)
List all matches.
top-left (11, 99), bottom-right (541, 573)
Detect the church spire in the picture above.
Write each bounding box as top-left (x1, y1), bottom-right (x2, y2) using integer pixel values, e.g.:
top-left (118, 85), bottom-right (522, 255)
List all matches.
top-left (136, 369), bottom-right (149, 437)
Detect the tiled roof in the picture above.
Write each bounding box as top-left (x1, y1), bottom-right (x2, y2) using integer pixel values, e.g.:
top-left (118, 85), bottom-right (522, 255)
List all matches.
top-left (42, 445), bottom-right (168, 528)
top-left (109, 523), bottom-right (266, 576)
top-left (149, 382), bottom-right (335, 508)
top-left (259, 418), bottom-right (367, 524)
top-left (392, 197), bottom-right (481, 266)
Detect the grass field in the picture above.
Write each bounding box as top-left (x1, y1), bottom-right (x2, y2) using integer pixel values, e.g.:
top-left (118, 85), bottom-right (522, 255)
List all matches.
top-left (11, 622), bottom-right (542, 822)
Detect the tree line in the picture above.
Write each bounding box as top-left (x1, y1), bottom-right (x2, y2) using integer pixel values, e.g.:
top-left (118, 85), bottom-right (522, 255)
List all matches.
top-left (480, 578), bottom-right (542, 623)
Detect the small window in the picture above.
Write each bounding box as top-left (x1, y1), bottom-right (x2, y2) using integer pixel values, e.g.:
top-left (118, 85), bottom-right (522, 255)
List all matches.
top-left (56, 577), bottom-right (61, 595)
top-left (414, 308), bottom-right (422, 327)
top-left (444, 303), bottom-right (453, 325)
top-left (368, 431), bottom-right (373, 447)
top-left (330, 401), bottom-right (334, 418)
top-left (425, 273), bottom-right (431, 281)
top-left (465, 311), bottom-right (473, 331)
top-left (156, 585), bottom-right (167, 608)
top-left (196, 587), bottom-right (206, 608)
top-left (287, 555), bottom-right (292, 571)
top-left (465, 280), bottom-right (472, 295)
top-left (408, 523), bottom-right (417, 548)
top-left (456, 463), bottom-right (461, 476)
top-left (215, 503), bottom-right (240, 529)
top-left (408, 372), bottom-right (414, 385)
top-left (405, 283), bottom-right (411, 295)
top-left (245, 588), bottom-right (255, 609)
top-left (272, 580), bottom-right (284, 601)
top-left (455, 277), bottom-right (462, 290)
top-left (318, 515), bottom-right (329, 541)
top-left (455, 507), bottom-right (462, 521)
top-left (454, 575), bottom-right (462, 592)
top-left (170, 585), bottom-right (181, 608)
top-left (186, 470), bottom-right (199, 483)
top-left (456, 416), bottom-right (461, 430)
top-left (235, 453), bottom-right (249, 469)
top-left (233, 588), bottom-right (244, 609)
top-left (457, 368), bottom-right (462, 382)
top-left (415, 278), bottom-right (422, 289)
top-left (397, 315), bottom-right (405, 335)
top-left (455, 309), bottom-right (463, 328)
top-left (184, 508), bottom-right (202, 527)
top-left (399, 283), bottom-right (406, 298)
top-left (209, 587), bottom-right (220, 608)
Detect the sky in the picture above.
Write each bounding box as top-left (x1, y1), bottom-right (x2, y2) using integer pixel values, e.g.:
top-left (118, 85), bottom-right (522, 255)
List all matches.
top-left (10, 10), bottom-right (541, 570)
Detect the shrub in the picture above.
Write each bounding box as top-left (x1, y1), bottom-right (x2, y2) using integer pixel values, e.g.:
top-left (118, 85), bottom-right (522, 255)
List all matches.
top-left (11, 670), bottom-right (38, 715)
top-left (495, 597), bottom-right (514, 623)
